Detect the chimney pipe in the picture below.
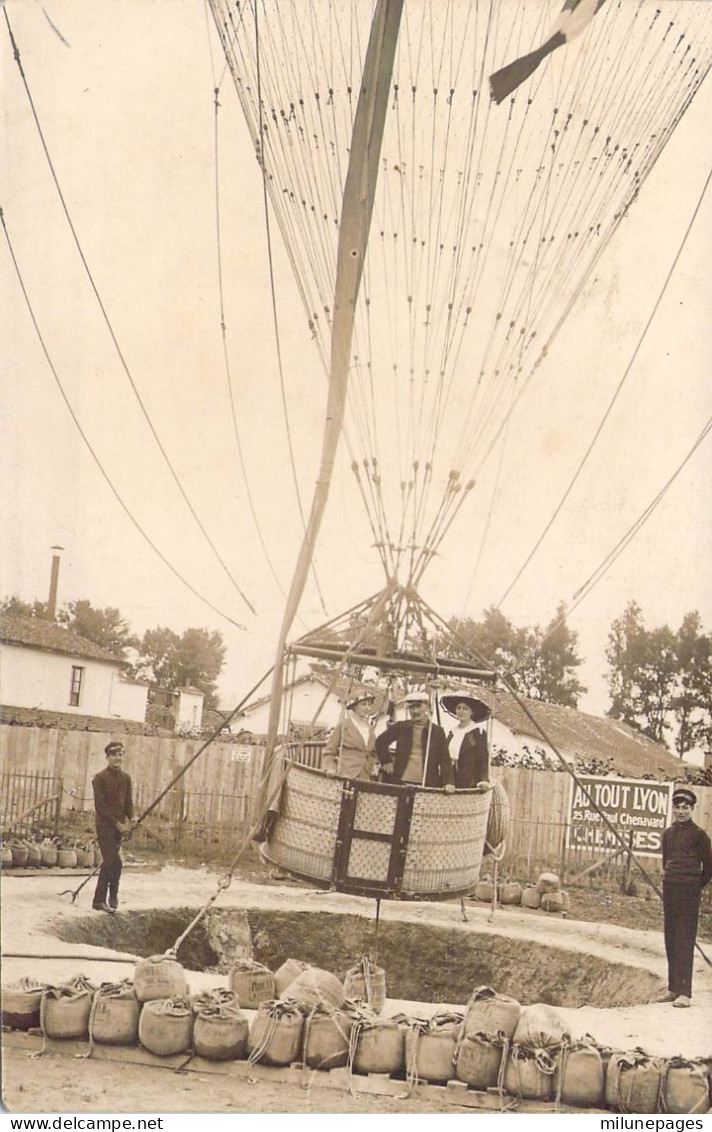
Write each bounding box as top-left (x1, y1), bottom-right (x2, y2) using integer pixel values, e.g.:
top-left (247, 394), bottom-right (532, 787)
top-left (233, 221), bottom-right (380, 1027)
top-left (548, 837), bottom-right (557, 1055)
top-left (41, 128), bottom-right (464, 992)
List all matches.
top-left (47, 546), bottom-right (64, 621)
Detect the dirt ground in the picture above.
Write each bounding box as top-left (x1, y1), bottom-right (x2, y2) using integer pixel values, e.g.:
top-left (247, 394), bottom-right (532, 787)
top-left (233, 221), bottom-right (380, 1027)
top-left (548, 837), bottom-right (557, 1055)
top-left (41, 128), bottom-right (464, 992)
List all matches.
top-left (1, 1044), bottom-right (462, 1115)
top-left (2, 863), bottom-right (711, 1115)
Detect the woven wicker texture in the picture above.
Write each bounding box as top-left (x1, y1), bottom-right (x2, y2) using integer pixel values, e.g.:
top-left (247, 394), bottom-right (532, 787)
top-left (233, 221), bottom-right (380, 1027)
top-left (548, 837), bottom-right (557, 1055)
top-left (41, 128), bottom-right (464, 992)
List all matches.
top-left (262, 765), bottom-right (343, 879)
top-left (346, 837), bottom-right (393, 881)
top-left (265, 765), bottom-right (492, 896)
top-left (353, 790), bottom-right (398, 834)
top-left (402, 789), bottom-right (490, 895)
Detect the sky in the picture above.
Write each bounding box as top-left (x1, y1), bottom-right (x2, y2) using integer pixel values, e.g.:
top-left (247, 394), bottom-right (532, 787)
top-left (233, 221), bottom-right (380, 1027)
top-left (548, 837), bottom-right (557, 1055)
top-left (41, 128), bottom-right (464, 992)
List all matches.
top-left (2, 0), bottom-right (711, 744)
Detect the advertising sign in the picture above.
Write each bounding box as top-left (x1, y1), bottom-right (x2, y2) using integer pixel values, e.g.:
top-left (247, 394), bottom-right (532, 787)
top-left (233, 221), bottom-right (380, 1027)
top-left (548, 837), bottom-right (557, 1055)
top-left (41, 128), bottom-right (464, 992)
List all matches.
top-left (567, 776), bottom-right (673, 858)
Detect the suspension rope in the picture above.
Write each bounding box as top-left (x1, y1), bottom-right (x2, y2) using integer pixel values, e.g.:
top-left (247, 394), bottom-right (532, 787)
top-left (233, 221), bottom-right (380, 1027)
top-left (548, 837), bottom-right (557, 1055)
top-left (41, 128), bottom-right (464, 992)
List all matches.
top-left (1, 207), bottom-right (246, 631)
top-left (497, 162), bottom-right (712, 607)
top-left (4, 10), bottom-right (257, 619)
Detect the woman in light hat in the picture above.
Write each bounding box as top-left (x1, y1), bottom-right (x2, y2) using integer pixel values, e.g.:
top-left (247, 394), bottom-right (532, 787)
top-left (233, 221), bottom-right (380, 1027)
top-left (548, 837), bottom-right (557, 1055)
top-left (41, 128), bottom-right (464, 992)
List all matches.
top-left (440, 693), bottom-right (490, 789)
top-left (322, 691), bottom-right (377, 780)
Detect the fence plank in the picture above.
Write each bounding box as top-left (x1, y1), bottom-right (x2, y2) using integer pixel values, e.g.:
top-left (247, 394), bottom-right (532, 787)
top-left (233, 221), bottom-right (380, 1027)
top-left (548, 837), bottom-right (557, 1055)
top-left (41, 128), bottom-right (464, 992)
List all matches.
top-left (3, 725), bottom-right (710, 873)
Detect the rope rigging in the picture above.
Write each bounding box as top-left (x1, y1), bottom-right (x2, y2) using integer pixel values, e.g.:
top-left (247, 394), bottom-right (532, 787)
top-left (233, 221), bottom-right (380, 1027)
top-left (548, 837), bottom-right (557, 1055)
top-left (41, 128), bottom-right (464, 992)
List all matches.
top-left (3, 9), bottom-right (258, 621)
top-left (0, 208), bottom-right (246, 632)
top-left (208, 0), bottom-right (712, 596)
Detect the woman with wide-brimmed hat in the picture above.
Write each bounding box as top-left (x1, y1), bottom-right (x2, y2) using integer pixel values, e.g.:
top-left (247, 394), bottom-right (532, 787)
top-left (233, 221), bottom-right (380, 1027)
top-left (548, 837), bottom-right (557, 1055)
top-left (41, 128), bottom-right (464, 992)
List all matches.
top-left (322, 691), bottom-right (377, 780)
top-left (440, 692), bottom-right (491, 789)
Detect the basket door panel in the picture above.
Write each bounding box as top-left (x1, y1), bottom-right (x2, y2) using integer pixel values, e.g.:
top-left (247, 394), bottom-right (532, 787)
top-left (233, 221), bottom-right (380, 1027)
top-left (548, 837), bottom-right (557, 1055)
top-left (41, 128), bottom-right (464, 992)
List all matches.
top-left (334, 780), bottom-right (413, 896)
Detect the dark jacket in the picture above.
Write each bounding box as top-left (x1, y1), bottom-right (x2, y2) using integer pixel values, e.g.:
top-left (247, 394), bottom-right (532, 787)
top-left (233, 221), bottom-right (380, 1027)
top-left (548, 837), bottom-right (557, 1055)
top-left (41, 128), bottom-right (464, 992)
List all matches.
top-left (375, 721), bottom-right (454, 788)
top-left (447, 728), bottom-right (490, 789)
top-left (93, 765), bottom-right (134, 831)
top-left (662, 819), bottom-right (712, 887)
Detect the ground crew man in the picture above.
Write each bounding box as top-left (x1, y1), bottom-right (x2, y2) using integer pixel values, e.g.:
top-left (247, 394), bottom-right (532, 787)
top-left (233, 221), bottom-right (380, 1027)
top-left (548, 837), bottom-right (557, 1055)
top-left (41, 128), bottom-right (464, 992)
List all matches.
top-left (657, 786), bottom-right (712, 1007)
top-left (92, 740), bottom-right (136, 913)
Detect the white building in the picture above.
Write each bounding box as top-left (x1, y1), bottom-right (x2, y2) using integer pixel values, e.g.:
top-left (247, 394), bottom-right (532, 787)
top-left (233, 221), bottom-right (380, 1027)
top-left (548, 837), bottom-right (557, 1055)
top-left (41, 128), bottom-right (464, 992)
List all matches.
top-left (0, 614), bottom-right (147, 723)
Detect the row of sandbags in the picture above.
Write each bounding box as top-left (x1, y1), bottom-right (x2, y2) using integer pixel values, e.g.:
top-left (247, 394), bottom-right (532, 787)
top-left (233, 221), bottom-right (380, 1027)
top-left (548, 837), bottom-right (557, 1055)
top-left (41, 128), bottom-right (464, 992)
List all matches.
top-left (472, 871), bottom-right (570, 913)
top-left (1, 840), bottom-right (100, 870)
top-left (3, 967), bottom-right (709, 1112)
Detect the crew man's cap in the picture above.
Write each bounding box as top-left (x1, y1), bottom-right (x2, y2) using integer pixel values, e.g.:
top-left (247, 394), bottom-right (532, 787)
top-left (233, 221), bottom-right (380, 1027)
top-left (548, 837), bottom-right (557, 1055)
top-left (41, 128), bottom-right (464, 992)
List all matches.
top-left (404, 690), bottom-right (430, 704)
top-left (105, 741), bottom-right (125, 756)
top-left (672, 787), bottom-right (696, 806)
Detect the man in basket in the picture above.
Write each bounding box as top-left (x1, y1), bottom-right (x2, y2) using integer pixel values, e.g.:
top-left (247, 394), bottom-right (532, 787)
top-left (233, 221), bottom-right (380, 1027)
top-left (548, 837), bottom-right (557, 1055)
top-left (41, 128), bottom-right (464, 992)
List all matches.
top-left (375, 690), bottom-right (455, 789)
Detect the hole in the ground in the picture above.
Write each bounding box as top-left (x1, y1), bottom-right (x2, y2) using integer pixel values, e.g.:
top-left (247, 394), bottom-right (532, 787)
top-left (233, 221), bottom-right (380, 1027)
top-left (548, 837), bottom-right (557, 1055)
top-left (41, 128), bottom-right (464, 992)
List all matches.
top-left (52, 907), bottom-right (662, 1010)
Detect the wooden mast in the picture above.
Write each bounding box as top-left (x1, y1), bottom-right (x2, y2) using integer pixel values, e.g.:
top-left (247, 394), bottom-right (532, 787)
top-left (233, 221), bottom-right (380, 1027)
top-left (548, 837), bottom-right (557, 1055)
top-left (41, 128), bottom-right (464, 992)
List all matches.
top-left (259, 0), bottom-right (405, 805)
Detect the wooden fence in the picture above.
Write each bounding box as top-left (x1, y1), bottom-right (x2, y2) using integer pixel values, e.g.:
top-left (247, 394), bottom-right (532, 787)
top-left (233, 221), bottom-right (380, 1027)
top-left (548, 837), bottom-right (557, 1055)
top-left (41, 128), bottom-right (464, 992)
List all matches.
top-left (1, 724), bottom-right (709, 877)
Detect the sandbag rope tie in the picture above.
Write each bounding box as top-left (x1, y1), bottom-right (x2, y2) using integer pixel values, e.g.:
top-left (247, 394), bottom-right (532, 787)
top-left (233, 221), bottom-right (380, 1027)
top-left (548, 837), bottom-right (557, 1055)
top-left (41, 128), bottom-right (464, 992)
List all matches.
top-left (300, 1000), bottom-right (352, 1088)
top-left (83, 980), bottom-right (133, 1059)
top-left (658, 1056), bottom-right (711, 1116)
top-left (246, 1000), bottom-right (302, 1081)
top-left (507, 1044), bottom-right (557, 1108)
top-left (33, 977), bottom-right (95, 1058)
top-left (612, 1049), bottom-right (653, 1115)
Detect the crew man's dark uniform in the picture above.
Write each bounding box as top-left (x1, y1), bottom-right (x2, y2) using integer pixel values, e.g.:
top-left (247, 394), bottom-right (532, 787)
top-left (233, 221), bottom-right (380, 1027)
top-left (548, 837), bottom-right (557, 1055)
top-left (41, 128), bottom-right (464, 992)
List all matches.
top-left (661, 815), bottom-right (712, 999)
top-left (93, 762), bottom-right (133, 909)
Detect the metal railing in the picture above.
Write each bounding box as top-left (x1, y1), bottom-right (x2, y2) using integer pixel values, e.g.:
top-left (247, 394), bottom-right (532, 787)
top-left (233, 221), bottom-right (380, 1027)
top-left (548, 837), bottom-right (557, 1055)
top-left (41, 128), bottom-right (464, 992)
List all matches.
top-left (0, 771), bottom-right (63, 839)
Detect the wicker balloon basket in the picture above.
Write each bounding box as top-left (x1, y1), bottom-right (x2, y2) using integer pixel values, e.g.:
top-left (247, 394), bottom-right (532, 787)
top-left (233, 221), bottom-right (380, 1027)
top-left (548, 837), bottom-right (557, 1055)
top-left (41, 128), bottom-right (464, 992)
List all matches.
top-left (262, 763), bottom-right (491, 899)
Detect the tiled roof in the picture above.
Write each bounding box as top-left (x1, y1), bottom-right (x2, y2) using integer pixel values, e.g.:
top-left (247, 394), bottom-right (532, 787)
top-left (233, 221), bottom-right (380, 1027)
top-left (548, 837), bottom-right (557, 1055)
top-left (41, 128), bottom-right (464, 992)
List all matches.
top-left (466, 684), bottom-right (684, 778)
top-left (0, 614), bottom-right (125, 664)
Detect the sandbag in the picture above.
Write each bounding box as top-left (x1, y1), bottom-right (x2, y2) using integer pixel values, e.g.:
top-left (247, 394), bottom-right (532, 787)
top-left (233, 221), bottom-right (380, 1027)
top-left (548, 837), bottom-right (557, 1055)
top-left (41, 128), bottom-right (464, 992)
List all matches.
top-left (228, 960), bottom-right (276, 1009)
top-left (2, 977), bottom-right (47, 1030)
top-left (11, 843), bottom-right (29, 868)
top-left (503, 1044), bottom-right (556, 1101)
top-left (541, 891), bottom-right (567, 913)
top-left (89, 981), bottom-right (140, 1047)
top-left (536, 871), bottom-right (560, 894)
top-left (553, 1040), bottom-right (605, 1108)
top-left (351, 1014), bottom-right (406, 1076)
top-left (473, 879), bottom-right (495, 902)
top-left (499, 881), bottom-right (522, 905)
top-left (455, 1029), bottom-right (507, 1090)
top-left (405, 1013), bottom-right (463, 1085)
top-left (605, 1050), bottom-right (664, 1114)
top-left (464, 986), bottom-right (521, 1040)
top-left (520, 886), bottom-right (541, 909)
top-left (248, 1000), bottom-right (303, 1067)
top-left (282, 966), bottom-right (345, 1011)
top-left (193, 998), bottom-right (248, 1062)
top-left (303, 1005), bottom-right (353, 1070)
top-left (134, 955), bottom-right (188, 1003)
top-left (513, 1004), bottom-right (570, 1049)
top-left (274, 958), bottom-right (310, 996)
top-left (138, 997), bottom-right (193, 1057)
top-left (41, 976), bottom-right (96, 1040)
top-left (660, 1057), bottom-right (711, 1115)
top-left (342, 958), bottom-right (386, 1014)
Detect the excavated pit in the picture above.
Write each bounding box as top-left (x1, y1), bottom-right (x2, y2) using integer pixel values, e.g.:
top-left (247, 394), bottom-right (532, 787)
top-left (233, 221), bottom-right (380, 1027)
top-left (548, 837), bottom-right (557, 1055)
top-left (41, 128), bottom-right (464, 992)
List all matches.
top-left (52, 906), bottom-right (662, 1009)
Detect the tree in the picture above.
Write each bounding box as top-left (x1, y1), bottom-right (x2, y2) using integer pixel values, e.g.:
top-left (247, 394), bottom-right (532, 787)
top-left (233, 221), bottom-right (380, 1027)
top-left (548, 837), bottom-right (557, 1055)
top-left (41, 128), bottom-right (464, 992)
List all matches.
top-left (133, 626), bottom-right (226, 710)
top-left (58, 599), bottom-right (137, 658)
top-left (605, 601), bottom-right (645, 729)
top-left (0, 595), bottom-right (49, 618)
top-left (449, 603), bottom-right (586, 707)
top-left (520, 603), bottom-right (587, 708)
top-left (672, 611), bottom-right (712, 757)
top-left (605, 602), bottom-right (710, 750)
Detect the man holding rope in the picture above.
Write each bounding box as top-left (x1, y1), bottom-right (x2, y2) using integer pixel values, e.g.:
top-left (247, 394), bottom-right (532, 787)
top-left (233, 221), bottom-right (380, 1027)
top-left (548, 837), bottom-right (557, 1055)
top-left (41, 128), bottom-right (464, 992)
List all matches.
top-left (92, 740), bottom-right (137, 913)
top-left (657, 786), bottom-right (712, 1008)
